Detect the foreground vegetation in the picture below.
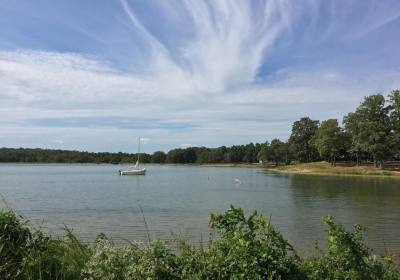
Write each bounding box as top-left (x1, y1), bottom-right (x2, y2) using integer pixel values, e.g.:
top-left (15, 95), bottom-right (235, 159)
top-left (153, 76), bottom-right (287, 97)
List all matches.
top-left (274, 162), bottom-right (400, 177)
top-left (1, 205), bottom-right (399, 280)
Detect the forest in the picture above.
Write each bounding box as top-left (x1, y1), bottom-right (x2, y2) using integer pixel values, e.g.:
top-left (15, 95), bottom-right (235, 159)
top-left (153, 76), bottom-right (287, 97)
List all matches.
top-left (1, 90), bottom-right (399, 168)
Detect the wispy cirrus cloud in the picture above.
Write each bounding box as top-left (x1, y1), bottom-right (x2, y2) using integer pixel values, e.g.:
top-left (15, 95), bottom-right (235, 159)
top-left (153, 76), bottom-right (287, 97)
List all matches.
top-left (1, 0), bottom-right (400, 152)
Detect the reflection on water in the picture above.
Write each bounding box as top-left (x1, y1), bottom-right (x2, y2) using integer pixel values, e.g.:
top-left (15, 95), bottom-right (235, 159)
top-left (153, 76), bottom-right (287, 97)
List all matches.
top-left (0, 164), bottom-right (399, 257)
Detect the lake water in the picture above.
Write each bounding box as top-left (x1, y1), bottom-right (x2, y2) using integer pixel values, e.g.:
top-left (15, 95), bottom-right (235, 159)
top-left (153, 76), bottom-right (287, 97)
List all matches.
top-left (0, 164), bottom-right (399, 257)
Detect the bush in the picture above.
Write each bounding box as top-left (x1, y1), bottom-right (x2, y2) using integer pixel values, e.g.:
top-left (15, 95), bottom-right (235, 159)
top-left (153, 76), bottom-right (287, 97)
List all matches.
top-left (81, 237), bottom-right (177, 279)
top-left (0, 208), bottom-right (90, 280)
top-left (301, 215), bottom-right (399, 280)
top-left (0, 208), bottom-right (31, 278)
top-left (205, 205), bottom-right (304, 279)
top-left (1, 206), bottom-right (399, 279)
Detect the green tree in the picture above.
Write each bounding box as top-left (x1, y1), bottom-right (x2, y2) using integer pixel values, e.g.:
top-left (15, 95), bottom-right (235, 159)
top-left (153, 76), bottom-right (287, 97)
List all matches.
top-left (208, 146), bottom-right (226, 163)
top-left (311, 119), bottom-right (343, 165)
top-left (151, 151), bottom-right (167, 163)
top-left (165, 149), bottom-right (184, 164)
top-left (269, 139), bottom-right (284, 165)
top-left (289, 117), bottom-right (320, 163)
top-left (276, 142), bottom-right (291, 165)
top-left (182, 147), bottom-right (198, 163)
top-left (343, 112), bottom-right (364, 166)
top-left (258, 141), bottom-right (270, 164)
top-left (243, 143), bottom-right (255, 163)
top-left (229, 145), bottom-right (246, 162)
top-left (387, 90), bottom-right (400, 158)
top-left (356, 94), bottom-right (391, 168)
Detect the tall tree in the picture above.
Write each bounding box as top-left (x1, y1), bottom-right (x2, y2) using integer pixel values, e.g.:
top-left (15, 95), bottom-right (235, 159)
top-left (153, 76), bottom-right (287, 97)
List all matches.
top-left (269, 139), bottom-right (284, 165)
top-left (277, 142), bottom-right (292, 165)
top-left (289, 117), bottom-right (320, 163)
top-left (343, 112), bottom-right (364, 166)
top-left (258, 141), bottom-right (270, 164)
top-left (165, 149), bottom-right (184, 164)
top-left (311, 119), bottom-right (343, 165)
top-left (387, 90), bottom-right (400, 158)
top-left (151, 151), bottom-right (167, 163)
top-left (243, 143), bottom-right (255, 163)
top-left (254, 143), bottom-right (261, 161)
top-left (356, 94), bottom-right (391, 168)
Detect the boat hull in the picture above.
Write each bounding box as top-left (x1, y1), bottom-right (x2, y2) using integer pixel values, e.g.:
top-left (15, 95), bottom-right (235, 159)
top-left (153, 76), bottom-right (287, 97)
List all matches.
top-left (119, 169), bottom-right (146, 175)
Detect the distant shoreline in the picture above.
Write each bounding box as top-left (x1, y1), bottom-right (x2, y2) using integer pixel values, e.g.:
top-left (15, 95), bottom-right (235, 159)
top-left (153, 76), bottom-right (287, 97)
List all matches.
top-left (0, 162), bottom-right (268, 168)
top-left (0, 162), bottom-right (269, 168)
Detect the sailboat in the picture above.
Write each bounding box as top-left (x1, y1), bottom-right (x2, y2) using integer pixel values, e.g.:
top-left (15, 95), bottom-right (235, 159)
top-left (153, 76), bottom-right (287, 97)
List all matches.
top-left (119, 137), bottom-right (146, 175)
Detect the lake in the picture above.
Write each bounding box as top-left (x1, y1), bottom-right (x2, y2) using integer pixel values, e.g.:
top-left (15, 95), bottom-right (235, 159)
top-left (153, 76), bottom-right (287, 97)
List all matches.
top-left (0, 164), bottom-right (399, 257)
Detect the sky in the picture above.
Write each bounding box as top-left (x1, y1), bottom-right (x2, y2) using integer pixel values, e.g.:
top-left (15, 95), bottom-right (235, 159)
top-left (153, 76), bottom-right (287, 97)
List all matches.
top-left (1, 0), bottom-right (400, 154)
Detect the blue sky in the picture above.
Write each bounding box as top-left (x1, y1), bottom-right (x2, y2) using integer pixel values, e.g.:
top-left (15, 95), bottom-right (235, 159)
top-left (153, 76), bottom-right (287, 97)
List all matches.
top-left (1, 0), bottom-right (400, 153)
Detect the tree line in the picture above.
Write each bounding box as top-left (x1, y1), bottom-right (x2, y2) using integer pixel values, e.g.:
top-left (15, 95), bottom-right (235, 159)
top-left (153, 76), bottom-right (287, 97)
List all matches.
top-left (1, 90), bottom-right (399, 168)
top-left (0, 148), bottom-right (153, 164)
top-left (0, 144), bottom-right (261, 165)
top-left (258, 90), bottom-right (400, 168)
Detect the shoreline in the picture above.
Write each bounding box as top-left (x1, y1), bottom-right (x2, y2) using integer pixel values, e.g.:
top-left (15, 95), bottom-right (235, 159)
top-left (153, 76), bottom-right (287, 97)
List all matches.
top-left (271, 162), bottom-right (400, 178)
top-left (268, 169), bottom-right (400, 178)
top-left (0, 162), bottom-right (270, 167)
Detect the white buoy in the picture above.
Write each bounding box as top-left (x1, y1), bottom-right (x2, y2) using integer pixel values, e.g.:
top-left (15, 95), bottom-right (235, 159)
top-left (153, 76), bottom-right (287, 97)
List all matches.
top-left (235, 179), bottom-right (241, 183)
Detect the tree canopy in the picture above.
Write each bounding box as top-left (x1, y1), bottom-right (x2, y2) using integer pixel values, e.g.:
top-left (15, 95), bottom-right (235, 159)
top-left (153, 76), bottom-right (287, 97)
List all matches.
top-left (289, 117), bottom-right (320, 163)
top-left (311, 119), bottom-right (345, 165)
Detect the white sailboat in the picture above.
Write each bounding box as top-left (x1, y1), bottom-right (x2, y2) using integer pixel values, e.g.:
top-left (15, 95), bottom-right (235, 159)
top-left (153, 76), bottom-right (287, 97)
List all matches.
top-left (119, 137), bottom-right (146, 175)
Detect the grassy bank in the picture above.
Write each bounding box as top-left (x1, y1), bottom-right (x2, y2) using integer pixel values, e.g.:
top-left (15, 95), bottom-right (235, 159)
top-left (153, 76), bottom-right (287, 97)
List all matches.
top-left (273, 162), bottom-right (400, 177)
top-left (1, 206), bottom-right (399, 279)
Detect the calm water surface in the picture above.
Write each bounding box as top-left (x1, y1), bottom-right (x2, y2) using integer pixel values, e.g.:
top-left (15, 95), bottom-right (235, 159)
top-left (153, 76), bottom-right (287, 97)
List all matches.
top-left (0, 164), bottom-right (399, 256)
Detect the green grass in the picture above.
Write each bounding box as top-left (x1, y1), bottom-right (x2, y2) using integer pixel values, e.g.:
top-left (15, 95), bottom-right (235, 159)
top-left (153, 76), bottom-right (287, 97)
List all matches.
top-left (274, 162), bottom-right (400, 177)
top-left (276, 162), bottom-right (330, 171)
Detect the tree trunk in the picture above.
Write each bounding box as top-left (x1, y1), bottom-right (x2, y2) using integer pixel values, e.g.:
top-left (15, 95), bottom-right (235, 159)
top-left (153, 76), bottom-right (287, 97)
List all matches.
top-left (374, 158), bottom-right (377, 168)
top-left (333, 155), bottom-right (336, 166)
top-left (356, 151), bottom-right (359, 166)
top-left (380, 159), bottom-right (383, 170)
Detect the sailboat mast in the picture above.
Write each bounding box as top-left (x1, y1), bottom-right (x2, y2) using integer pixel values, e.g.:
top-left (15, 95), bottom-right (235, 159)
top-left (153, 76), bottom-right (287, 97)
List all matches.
top-left (138, 137), bottom-right (140, 170)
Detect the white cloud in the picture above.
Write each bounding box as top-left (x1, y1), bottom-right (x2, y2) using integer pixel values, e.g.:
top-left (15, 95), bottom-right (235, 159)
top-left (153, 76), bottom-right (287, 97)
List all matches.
top-left (181, 144), bottom-right (197, 147)
top-left (53, 140), bottom-right (63, 143)
top-left (1, 0), bottom-right (400, 152)
top-left (1, 49), bottom-right (400, 152)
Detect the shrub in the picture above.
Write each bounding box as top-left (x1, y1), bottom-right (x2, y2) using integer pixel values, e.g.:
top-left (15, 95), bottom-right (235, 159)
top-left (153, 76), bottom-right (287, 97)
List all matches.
top-left (204, 205), bottom-right (304, 279)
top-left (81, 237), bottom-right (177, 279)
top-left (0, 208), bottom-right (90, 280)
top-left (301, 215), bottom-right (399, 279)
top-left (0, 208), bottom-right (31, 279)
top-left (1, 206), bottom-right (399, 279)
